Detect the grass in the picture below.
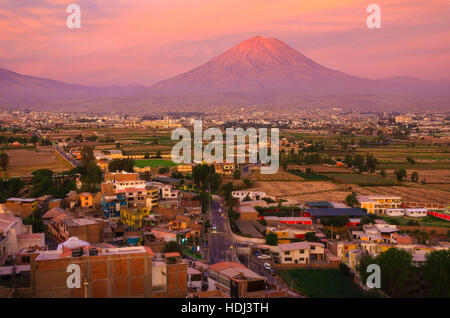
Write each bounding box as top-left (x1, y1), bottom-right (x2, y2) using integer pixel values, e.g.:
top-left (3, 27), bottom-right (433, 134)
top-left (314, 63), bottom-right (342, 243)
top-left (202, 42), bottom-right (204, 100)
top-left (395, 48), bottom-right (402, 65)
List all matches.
top-left (324, 173), bottom-right (399, 186)
top-left (381, 215), bottom-right (450, 228)
top-left (134, 159), bottom-right (178, 168)
top-left (378, 162), bottom-right (450, 170)
top-left (278, 269), bottom-right (377, 298)
top-left (288, 170), bottom-right (331, 181)
top-left (182, 248), bottom-right (203, 260)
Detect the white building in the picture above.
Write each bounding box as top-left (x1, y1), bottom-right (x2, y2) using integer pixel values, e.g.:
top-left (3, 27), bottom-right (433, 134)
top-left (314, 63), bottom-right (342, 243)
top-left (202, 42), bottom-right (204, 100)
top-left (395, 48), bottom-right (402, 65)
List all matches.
top-left (232, 191), bottom-right (266, 202)
top-left (386, 209), bottom-right (405, 217)
top-left (405, 208), bottom-right (427, 218)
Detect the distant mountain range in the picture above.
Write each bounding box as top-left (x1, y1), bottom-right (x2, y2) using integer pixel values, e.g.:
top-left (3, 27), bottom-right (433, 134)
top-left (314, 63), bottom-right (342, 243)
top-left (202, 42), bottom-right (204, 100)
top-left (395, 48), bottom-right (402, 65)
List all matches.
top-left (1, 36), bottom-right (449, 111)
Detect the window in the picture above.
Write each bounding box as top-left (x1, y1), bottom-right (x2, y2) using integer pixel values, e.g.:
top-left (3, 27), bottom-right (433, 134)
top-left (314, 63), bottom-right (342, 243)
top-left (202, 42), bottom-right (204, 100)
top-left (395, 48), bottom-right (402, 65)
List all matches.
top-left (311, 246), bottom-right (315, 250)
top-left (284, 257), bottom-right (292, 262)
top-left (284, 251), bottom-right (290, 255)
top-left (299, 249), bottom-right (304, 254)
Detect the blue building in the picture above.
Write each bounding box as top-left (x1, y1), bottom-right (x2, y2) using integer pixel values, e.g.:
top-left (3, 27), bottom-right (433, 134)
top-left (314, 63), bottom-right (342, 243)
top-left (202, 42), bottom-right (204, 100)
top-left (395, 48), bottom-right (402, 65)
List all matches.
top-left (101, 194), bottom-right (127, 219)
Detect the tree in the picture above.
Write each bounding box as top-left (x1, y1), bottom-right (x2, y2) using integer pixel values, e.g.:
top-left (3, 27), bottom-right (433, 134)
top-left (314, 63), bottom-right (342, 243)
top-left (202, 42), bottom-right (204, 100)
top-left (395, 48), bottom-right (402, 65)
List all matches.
top-left (344, 155), bottom-right (353, 167)
top-left (380, 169), bottom-right (386, 178)
top-left (406, 156), bottom-right (416, 164)
top-left (377, 248), bottom-right (413, 297)
top-left (108, 158), bottom-right (135, 172)
top-left (422, 249), bottom-right (450, 297)
top-left (162, 241), bottom-right (182, 253)
top-left (281, 160), bottom-right (288, 171)
top-left (80, 146), bottom-right (95, 169)
top-left (144, 152), bottom-right (150, 159)
top-left (353, 154), bottom-right (365, 172)
top-left (339, 263), bottom-right (351, 277)
top-left (411, 171), bottom-right (419, 183)
top-left (356, 252), bottom-right (376, 283)
top-left (345, 193), bottom-right (359, 207)
top-left (305, 232), bottom-right (318, 242)
top-left (233, 169), bottom-right (241, 180)
top-left (0, 152), bottom-right (9, 176)
top-left (265, 232), bottom-right (278, 246)
top-left (394, 168), bottom-right (407, 181)
top-left (154, 150), bottom-right (162, 158)
top-left (365, 153), bottom-right (378, 173)
top-left (158, 167), bottom-right (169, 174)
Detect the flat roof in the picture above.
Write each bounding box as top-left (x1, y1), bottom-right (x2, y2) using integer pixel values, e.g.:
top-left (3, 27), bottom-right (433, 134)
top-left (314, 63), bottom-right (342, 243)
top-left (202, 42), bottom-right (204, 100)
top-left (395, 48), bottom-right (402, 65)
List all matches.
top-left (305, 208), bottom-right (366, 217)
top-left (7, 197), bottom-right (37, 203)
top-left (239, 206), bottom-right (258, 213)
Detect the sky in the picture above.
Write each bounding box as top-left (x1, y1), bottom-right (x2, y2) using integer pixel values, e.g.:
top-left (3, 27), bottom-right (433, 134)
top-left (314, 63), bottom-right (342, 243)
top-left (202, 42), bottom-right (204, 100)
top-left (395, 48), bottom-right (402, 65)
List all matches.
top-left (0, 0), bottom-right (449, 86)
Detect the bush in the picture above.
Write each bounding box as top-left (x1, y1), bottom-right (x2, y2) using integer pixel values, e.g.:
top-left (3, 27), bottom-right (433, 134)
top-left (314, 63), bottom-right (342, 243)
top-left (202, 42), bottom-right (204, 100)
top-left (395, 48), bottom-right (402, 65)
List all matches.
top-left (339, 263), bottom-right (351, 277)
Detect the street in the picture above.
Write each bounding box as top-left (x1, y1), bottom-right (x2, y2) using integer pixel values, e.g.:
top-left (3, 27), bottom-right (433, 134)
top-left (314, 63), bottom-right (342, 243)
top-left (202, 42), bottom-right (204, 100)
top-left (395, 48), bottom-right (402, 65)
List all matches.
top-left (206, 198), bottom-right (238, 264)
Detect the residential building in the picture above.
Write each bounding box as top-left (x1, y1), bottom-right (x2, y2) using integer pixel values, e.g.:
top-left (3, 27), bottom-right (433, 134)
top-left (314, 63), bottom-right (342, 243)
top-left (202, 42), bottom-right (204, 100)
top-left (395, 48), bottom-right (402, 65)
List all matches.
top-left (208, 262), bottom-right (266, 298)
top-left (31, 242), bottom-right (187, 298)
top-left (5, 198), bottom-right (38, 219)
top-left (278, 242), bottom-right (325, 264)
top-left (120, 206), bottom-right (151, 229)
top-left (79, 192), bottom-right (93, 208)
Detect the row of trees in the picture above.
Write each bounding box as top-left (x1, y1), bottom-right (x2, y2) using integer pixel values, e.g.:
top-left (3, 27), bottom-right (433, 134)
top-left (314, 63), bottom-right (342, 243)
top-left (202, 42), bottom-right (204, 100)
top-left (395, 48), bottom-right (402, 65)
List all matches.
top-left (343, 153), bottom-right (378, 173)
top-left (357, 248), bottom-right (450, 297)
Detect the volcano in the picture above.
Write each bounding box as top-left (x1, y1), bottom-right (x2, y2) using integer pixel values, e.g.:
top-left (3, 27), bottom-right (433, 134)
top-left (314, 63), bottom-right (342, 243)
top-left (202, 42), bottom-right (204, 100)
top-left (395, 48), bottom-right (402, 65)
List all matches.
top-left (150, 36), bottom-right (381, 95)
top-left (0, 36), bottom-right (448, 110)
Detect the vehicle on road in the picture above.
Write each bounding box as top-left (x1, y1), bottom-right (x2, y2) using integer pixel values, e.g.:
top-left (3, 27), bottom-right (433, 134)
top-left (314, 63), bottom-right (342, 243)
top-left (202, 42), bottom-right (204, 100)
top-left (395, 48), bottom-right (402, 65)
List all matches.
top-left (254, 250), bottom-right (260, 256)
top-left (269, 269), bottom-right (276, 276)
top-left (264, 263), bottom-right (271, 270)
top-left (258, 254), bottom-right (272, 260)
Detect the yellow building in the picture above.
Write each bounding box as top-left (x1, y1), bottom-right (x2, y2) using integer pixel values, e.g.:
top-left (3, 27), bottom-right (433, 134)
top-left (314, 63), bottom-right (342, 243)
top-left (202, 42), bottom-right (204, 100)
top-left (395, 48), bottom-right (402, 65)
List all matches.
top-left (177, 164), bottom-right (193, 173)
top-left (120, 206), bottom-right (151, 228)
top-left (79, 193), bottom-right (93, 209)
top-left (357, 195), bottom-right (401, 214)
top-left (147, 187), bottom-right (159, 209)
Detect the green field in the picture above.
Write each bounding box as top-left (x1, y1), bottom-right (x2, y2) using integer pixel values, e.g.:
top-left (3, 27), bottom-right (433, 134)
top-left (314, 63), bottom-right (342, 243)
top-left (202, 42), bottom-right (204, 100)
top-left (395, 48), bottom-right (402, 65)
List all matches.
top-left (278, 269), bottom-right (378, 298)
top-left (324, 173), bottom-right (399, 186)
top-left (288, 170), bottom-right (331, 181)
top-left (134, 159), bottom-right (178, 168)
top-left (382, 215), bottom-right (450, 228)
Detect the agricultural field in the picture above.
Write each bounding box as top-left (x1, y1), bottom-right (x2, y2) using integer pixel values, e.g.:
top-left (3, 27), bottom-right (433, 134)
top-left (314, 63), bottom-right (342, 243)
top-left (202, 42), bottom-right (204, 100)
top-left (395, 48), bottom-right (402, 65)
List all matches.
top-left (355, 184), bottom-right (450, 204)
top-left (278, 269), bottom-right (376, 298)
top-left (4, 147), bottom-right (72, 176)
top-left (248, 169), bottom-right (304, 182)
top-left (380, 215), bottom-right (450, 228)
top-left (324, 173), bottom-right (399, 186)
top-left (250, 181), bottom-right (350, 203)
top-left (134, 159), bottom-right (178, 168)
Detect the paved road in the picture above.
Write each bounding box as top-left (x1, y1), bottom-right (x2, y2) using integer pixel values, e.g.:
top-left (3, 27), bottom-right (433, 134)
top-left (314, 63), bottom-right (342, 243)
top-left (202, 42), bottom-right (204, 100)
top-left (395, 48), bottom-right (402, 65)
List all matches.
top-left (207, 198), bottom-right (238, 265)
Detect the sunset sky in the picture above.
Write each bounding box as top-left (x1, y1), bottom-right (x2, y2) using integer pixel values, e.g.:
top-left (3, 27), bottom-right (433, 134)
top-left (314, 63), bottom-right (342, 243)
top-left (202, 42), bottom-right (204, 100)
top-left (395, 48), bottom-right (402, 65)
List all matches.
top-left (0, 0), bottom-right (449, 86)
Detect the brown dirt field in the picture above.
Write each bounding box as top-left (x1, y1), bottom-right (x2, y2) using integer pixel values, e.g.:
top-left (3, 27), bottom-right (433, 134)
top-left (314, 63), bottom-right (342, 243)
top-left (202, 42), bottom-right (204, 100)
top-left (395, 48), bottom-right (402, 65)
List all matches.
top-left (248, 170), bottom-right (304, 182)
top-left (385, 169), bottom-right (450, 184)
top-left (288, 164), bottom-right (353, 173)
top-left (5, 147), bottom-right (72, 177)
top-left (250, 181), bottom-right (351, 203)
top-left (354, 185), bottom-right (450, 204)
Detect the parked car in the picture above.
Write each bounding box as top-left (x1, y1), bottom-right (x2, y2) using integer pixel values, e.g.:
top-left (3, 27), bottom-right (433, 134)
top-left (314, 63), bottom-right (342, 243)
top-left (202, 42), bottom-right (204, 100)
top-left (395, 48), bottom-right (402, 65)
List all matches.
top-left (263, 263), bottom-right (271, 270)
top-left (254, 250), bottom-right (260, 256)
top-left (269, 269), bottom-right (276, 276)
top-left (258, 254), bottom-right (272, 260)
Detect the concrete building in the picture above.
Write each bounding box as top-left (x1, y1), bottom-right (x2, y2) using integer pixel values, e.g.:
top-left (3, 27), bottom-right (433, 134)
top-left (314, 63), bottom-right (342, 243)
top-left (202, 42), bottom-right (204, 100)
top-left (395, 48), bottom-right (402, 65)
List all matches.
top-left (31, 243), bottom-right (187, 298)
top-left (5, 198), bottom-right (38, 219)
top-left (357, 195), bottom-right (402, 214)
top-left (278, 242), bottom-right (325, 264)
top-left (208, 262), bottom-right (266, 298)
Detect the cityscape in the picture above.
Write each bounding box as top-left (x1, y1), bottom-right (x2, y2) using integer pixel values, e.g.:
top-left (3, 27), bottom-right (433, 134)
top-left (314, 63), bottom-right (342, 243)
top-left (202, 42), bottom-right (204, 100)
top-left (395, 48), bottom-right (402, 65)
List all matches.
top-left (0, 0), bottom-right (449, 305)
